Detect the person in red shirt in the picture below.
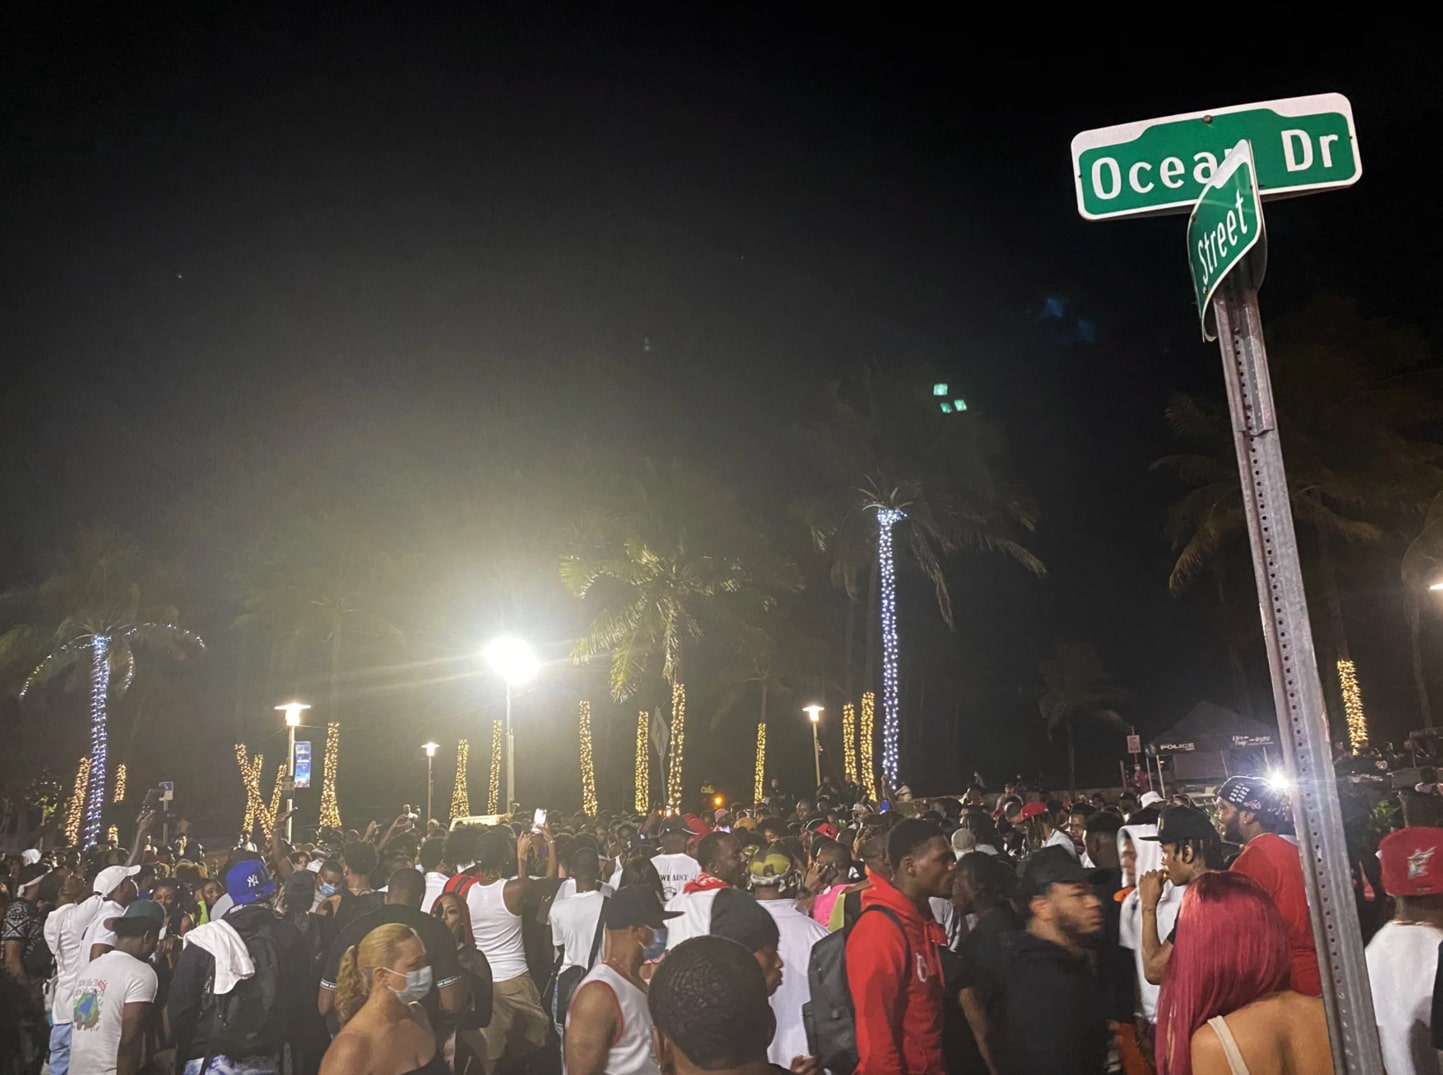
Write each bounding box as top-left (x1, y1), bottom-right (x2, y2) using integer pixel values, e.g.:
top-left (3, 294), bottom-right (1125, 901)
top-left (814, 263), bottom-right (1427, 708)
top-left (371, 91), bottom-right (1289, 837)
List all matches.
top-left (1215, 776), bottom-right (1323, 996)
top-left (846, 819), bottom-right (955, 1075)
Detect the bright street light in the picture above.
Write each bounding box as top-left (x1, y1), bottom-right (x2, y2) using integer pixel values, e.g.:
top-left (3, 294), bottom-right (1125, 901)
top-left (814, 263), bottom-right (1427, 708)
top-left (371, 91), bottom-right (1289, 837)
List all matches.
top-left (483, 636), bottom-right (539, 812)
top-left (803, 704), bottom-right (824, 788)
top-left (273, 701), bottom-right (311, 841)
top-left (1430, 581), bottom-right (1443, 591)
top-left (483, 636), bottom-right (539, 685)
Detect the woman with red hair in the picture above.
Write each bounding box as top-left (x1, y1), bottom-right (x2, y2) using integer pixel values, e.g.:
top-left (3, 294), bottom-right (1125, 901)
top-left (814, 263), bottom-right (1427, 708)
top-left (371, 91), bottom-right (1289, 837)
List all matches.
top-left (1156, 872), bottom-right (1329, 1075)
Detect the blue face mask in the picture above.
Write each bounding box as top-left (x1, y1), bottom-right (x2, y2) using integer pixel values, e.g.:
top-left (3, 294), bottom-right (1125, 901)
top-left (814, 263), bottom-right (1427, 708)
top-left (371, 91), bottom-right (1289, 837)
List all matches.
top-left (318, 882), bottom-right (338, 898)
top-left (641, 926), bottom-right (668, 962)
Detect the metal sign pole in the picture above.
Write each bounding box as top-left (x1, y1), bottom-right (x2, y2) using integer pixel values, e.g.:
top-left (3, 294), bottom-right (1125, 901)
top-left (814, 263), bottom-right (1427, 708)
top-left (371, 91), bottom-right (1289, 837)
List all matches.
top-left (1213, 270), bottom-right (1383, 1074)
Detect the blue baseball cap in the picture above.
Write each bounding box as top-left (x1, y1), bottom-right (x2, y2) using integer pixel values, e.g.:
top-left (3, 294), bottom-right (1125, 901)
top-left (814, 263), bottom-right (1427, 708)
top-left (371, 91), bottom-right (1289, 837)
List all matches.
top-left (225, 858), bottom-right (277, 905)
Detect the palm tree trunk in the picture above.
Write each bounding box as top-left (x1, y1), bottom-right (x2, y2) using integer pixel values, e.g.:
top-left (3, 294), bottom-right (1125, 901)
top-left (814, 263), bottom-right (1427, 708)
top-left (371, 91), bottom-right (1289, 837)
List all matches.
top-left (844, 595), bottom-right (857, 704)
top-left (1214, 571), bottom-right (1254, 718)
top-left (233, 625), bottom-right (250, 740)
top-left (1408, 594), bottom-right (1434, 728)
top-left (865, 558), bottom-right (878, 695)
top-left (329, 618), bottom-right (344, 725)
top-left (83, 639), bottom-right (111, 847)
top-left (1313, 504), bottom-right (1353, 731)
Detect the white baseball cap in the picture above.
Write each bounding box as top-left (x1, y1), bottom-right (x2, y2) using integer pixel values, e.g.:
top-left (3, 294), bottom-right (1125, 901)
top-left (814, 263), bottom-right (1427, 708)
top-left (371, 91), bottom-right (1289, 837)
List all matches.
top-left (21, 849), bottom-right (41, 866)
top-left (92, 864), bottom-right (141, 897)
top-left (1138, 791), bottom-right (1164, 808)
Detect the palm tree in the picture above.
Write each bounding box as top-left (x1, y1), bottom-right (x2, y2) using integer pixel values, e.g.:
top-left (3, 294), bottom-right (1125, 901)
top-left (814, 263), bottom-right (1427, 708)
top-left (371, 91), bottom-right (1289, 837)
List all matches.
top-left (0, 529), bottom-right (203, 846)
top-left (234, 513), bottom-right (403, 733)
top-left (562, 460), bottom-right (754, 803)
top-left (809, 365), bottom-right (1046, 790)
top-left (1031, 642), bottom-right (1129, 793)
top-left (1402, 490), bottom-right (1443, 727)
top-left (1156, 297), bottom-right (1442, 723)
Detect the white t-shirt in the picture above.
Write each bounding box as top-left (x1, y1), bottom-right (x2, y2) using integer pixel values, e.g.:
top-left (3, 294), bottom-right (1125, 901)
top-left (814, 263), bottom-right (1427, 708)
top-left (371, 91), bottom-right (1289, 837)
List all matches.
top-left (758, 899), bottom-right (829, 1066)
top-left (69, 950), bottom-right (158, 1075)
top-left (422, 871), bottom-right (450, 914)
top-left (549, 889), bottom-right (606, 970)
top-left (1366, 920), bottom-right (1443, 1075)
top-left (79, 900), bottom-right (127, 955)
top-left (1044, 828), bottom-right (1080, 859)
top-left (46, 898), bottom-right (104, 1024)
top-left (650, 853), bottom-right (700, 901)
top-left (1119, 881), bottom-right (1183, 1023)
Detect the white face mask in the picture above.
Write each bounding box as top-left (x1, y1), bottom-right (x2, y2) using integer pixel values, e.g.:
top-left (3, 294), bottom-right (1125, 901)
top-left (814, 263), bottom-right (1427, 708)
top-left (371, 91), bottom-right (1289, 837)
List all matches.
top-left (382, 964), bottom-right (434, 1004)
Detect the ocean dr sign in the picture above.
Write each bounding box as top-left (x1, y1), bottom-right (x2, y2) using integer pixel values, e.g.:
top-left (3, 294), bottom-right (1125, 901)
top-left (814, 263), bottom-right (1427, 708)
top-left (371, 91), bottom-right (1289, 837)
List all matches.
top-left (1071, 93), bottom-right (1360, 220)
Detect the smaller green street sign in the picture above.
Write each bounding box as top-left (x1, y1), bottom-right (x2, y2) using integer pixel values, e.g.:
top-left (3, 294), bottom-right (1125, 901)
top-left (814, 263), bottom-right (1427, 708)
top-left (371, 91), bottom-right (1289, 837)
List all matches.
top-left (1187, 141), bottom-right (1266, 341)
top-left (1071, 93), bottom-right (1360, 219)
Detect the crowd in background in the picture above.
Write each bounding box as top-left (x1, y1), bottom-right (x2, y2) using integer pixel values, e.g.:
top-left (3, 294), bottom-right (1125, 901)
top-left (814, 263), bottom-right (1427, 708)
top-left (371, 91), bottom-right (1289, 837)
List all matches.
top-left (0, 765), bottom-right (1440, 1075)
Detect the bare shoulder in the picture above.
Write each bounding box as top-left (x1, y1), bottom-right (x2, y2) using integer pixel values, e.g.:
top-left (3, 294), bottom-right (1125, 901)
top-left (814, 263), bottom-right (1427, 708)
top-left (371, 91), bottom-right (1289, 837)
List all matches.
top-left (1189, 1021), bottom-right (1231, 1075)
top-left (320, 1028), bottom-right (373, 1075)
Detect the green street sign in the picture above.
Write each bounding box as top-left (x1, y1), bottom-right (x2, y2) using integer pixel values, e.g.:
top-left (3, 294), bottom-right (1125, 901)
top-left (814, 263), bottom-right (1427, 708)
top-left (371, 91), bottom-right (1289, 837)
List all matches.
top-left (1187, 141), bottom-right (1266, 341)
top-left (1071, 93), bottom-right (1360, 220)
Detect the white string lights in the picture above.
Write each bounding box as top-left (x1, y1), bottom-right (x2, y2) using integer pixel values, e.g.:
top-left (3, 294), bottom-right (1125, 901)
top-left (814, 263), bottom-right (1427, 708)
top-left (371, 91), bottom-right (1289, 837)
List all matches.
top-left (451, 739), bottom-right (470, 819)
top-left (487, 721), bottom-right (503, 814)
top-left (876, 508), bottom-right (905, 792)
top-left (579, 701), bottom-right (598, 816)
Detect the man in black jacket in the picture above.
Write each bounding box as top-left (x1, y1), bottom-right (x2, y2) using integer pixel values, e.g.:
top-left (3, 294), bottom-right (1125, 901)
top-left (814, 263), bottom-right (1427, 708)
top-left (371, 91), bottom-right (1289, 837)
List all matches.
top-left (990, 848), bottom-right (1108, 1075)
top-left (167, 858), bottom-right (310, 1075)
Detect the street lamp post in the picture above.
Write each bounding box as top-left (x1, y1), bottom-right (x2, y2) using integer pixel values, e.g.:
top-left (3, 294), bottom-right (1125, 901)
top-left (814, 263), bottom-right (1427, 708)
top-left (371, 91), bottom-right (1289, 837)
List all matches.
top-left (274, 701), bottom-right (311, 843)
top-left (422, 742), bottom-right (439, 826)
top-left (804, 704), bottom-right (824, 790)
top-left (483, 637), bottom-right (539, 813)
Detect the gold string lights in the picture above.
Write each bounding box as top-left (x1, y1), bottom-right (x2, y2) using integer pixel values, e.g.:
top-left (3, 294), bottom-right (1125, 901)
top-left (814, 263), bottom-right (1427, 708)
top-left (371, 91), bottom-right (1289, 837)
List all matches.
top-left (235, 745), bottom-right (266, 838)
top-left (635, 710), bottom-right (650, 813)
top-left (318, 723), bottom-right (342, 830)
top-left (451, 738), bottom-right (470, 819)
top-left (753, 722), bottom-right (767, 802)
top-left (107, 825), bottom-right (119, 845)
top-left (860, 691), bottom-right (878, 800)
top-left (842, 703), bottom-right (858, 785)
top-left (1338, 658), bottom-right (1369, 752)
top-left (65, 756), bottom-right (90, 845)
top-left (263, 764), bottom-right (285, 841)
top-left (667, 682), bottom-right (686, 807)
top-left (113, 762), bottom-right (127, 803)
top-left (579, 700), bottom-right (598, 816)
top-left (487, 721), bottom-right (502, 814)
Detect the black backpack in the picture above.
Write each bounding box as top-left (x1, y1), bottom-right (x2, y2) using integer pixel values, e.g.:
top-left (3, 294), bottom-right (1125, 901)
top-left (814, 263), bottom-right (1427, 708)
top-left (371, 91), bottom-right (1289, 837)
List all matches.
top-left (199, 910), bottom-right (286, 1062)
top-left (803, 905), bottom-right (905, 1074)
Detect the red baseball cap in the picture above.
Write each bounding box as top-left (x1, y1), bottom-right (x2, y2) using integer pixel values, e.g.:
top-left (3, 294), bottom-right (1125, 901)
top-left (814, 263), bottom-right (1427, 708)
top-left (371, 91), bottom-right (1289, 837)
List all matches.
top-left (1380, 826), bottom-right (1443, 897)
top-left (1018, 802), bottom-right (1049, 821)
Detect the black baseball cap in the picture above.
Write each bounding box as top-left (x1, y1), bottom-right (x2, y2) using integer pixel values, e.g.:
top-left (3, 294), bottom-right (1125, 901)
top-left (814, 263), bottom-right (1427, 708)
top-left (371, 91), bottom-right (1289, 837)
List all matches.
top-left (105, 900), bottom-right (166, 936)
top-left (1017, 846), bottom-right (1090, 903)
top-left (709, 888), bottom-right (780, 953)
top-left (1141, 805), bottom-right (1216, 844)
top-left (603, 885), bottom-right (682, 930)
top-left (658, 815), bottom-right (689, 835)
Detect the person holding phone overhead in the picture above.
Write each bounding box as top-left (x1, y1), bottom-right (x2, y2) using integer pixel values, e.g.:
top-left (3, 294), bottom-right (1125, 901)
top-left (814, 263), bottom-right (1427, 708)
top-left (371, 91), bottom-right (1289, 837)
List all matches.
top-left (442, 825), bottom-right (556, 1075)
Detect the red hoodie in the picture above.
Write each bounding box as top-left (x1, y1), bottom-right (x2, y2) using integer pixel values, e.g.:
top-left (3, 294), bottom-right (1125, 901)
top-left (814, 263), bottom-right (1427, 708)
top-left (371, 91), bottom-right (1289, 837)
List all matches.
top-left (845, 873), bottom-right (946, 1075)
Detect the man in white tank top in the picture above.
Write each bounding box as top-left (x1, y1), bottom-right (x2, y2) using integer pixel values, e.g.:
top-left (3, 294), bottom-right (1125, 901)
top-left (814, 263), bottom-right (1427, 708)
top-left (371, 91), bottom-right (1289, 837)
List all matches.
top-left (564, 886), bottom-right (679, 1075)
top-left (457, 826), bottom-right (557, 1075)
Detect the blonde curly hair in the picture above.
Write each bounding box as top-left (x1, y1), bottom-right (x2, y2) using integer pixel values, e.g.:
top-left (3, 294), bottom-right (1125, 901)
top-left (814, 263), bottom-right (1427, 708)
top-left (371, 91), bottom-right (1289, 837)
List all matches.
top-left (334, 923), bottom-right (423, 1023)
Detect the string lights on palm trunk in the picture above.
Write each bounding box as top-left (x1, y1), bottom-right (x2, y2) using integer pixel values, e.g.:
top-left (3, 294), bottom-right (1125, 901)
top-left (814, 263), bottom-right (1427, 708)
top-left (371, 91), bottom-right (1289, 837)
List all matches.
top-left (753, 722), bottom-right (767, 802)
top-left (487, 721), bottom-right (503, 814)
top-left (318, 723), bottom-right (342, 830)
top-left (579, 700), bottom-right (598, 816)
top-left (1338, 659), bottom-right (1369, 751)
top-left (451, 739), bottom-right (470, 819)
top-left (65, 756), bottom-right (90, 846)
top-left (235, 745), bottom-right (265, 839)
top-left (113, 762), bottom-right (127, 803)
top-left (264, 764), bottom-right (285, 841)
top-left (841, 703), bottom-right (858, 785)
top-left (860, 691), bottom-right (878, 800)
top-left (875, 509), bottom-right (905, 791)
top-left (667, 682), bottom-right (687, 807)
top-left (635, 710), bottom-right (650, 813)
top-left (83, 636), bottom-right (111, 847)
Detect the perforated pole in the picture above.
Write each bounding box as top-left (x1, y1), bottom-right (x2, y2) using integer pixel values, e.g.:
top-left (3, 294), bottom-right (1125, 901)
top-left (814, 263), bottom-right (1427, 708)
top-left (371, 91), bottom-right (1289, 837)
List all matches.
top-left (1213, 272), bottom-right (1383, 1074)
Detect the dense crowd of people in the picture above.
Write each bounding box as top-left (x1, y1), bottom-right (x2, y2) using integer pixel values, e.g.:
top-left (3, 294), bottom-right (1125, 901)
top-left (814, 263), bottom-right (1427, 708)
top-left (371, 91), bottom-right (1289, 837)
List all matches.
top-left (0, 769), bottom-right (1438, 1075)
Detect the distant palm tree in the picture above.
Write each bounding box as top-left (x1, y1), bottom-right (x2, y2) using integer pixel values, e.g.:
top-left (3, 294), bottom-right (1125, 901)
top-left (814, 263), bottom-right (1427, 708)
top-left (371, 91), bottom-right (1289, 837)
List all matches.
top-left (0, 529), bottom-right (203, 846)
top-left (235, 513), bottom-right (403, 732)
top-left (562, 460), bottom-right (756, 804)
top-left (810, 365), bottom-right (1045, 788)
top-left (1031, 642), bottom-right (1128, 793)
top-left (1402, 490), bottom-right (1443, 727)
top-left (1156, 296), bottom-right (1443, 723)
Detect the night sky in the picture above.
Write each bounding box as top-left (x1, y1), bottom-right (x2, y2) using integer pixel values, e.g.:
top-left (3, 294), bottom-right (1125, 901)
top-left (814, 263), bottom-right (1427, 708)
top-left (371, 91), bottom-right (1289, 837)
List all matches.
top-left (4, 11), bottom-right (1439, 811)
